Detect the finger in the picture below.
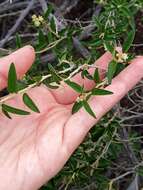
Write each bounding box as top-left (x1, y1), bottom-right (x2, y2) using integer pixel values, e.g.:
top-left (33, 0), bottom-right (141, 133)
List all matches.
top-left (51, 51), bottom-right (113, 105)
top-left (64, 56), bottom-right (143, 153)
top-left (0, 45), bottom-right (35, 90)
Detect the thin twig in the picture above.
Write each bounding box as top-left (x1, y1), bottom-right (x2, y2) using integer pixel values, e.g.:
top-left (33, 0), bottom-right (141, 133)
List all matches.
top-left (0, 65), bottom-right (75, 104)
top-left (35, 37), bottom-right (66, 54)
top-left (0, 62), bottom-right (107, 105)
top-left (108, 171), bottom-right (134, 190)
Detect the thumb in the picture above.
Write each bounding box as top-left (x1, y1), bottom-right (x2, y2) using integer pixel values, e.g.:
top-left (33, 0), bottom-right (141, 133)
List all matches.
top-left (0, 45), bottom-right (35, 91)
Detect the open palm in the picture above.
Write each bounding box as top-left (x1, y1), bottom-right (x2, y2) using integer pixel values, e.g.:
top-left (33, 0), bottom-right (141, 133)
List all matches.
top-left (0, 46), bottom-right (143, 190)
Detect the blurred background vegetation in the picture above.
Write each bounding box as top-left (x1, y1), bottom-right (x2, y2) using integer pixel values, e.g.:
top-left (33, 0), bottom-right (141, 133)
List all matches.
top-left (0, 0), bottom-right (143, 189)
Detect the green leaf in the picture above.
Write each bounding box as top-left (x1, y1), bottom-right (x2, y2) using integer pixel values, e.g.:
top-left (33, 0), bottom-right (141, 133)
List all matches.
top-left (72, 101), bottom-right (83, 114)
top-left (65, 80), bottom-right (83, 93)
top-left (94, 68), bottom-right (100, 83)
top-left (16, 81), bottom-right (28, 91)
top-left (107, 60), bottom-right (117, 84)
top-left (91, 39), bottom-right (102, 47)
top-left (104, 41), bottom-right (115, 55)
top-left (2, 104), bottom-right (30, 115)
top-left (91, 88), bottom-right (113, 95)
top-left (48, 64), bottom-right (58, 75)
top-left (23, 93), bottom-right (40, 113)
top-left (7, 63), bottom-right (17, 93)
top-left (43, 79), bottom-right (59, 89)
top-left (81, 70), bottom-right (93, 80)
top-left (2, 109), bottom-right (12, 119)
top-left (123, 30), bottom-right (135, 52)
top-left (94, 16), bottom-right (102, 30)
top-left (47, 31), bottom-right (53, 43)
top-left (82, 100), bottom-right (96, 118)
top-left (120, 7), bottom-right (135, 30)
top-left (44, 4), bottom-right (53, 18)
top-left (38, 29), bottom-right (46, 48)
top-left (115, 63), bottom-right (126, 76)
top-left (50, 17), bottom-right (56, 32)
top-left (16, 33), bottom-right (22, 48)
top-left (32, 75), bottom-right (42, 83)
top-left (48, 64), bottom-right (61, 84)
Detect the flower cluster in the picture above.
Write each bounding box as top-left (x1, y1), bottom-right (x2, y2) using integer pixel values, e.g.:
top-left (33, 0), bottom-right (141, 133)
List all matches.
top-left (32, 15), bottom-right (44, 27)
top-left (116, 52), bottom-right (128, 63)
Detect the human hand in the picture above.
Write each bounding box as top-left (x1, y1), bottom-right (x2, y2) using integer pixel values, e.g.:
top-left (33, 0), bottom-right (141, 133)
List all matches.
top-left (0, 46), bottom-right (143, 190)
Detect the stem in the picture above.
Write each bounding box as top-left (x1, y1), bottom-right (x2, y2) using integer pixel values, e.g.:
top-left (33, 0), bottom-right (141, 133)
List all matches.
top-left (46, 23), bottom-right (60, 38)
top-left (36, 37), bottom-right (66, 54)
top-left (108, 171), bottom-right (133, 190)
top-left (96, 78), bottom-right (108, 88)
top-left (0, 64), bottom-right (107, 106)
top-left (0, 66), bottom-right (74, 105)
top-left (65, 65), bottom-right (83, 80)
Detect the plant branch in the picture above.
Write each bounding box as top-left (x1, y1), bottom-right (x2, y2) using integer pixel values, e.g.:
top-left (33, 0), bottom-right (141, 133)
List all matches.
top-left (35, 37), bottom-right (66, 54)
top-left (0, 63), bottom-right (107, 105)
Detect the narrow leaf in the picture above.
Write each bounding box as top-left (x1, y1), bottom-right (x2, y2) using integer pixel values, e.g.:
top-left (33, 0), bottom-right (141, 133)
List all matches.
top-left (23, 93), bottom-right (40, 113)
top-left (48, 64), bottom-right (61, 83)
top-left (107, 60), bottom-right (117, 84)
top-left (81, 70), bottom-right (93, 80)
top-left (32, 75), bottom-right (42, 83)
top-left (92, 88), bottom-right (113, 95)
top-left (50, 17), bottom-right (56, 32)
top-left (94, 68), bottom-right (100, 83)
top-left (65, 80), bottom-right (83, 93)
top-left (43, 80), bottom-right (59, 89)
top-left (44, 4), bottom-right (53, 19)
top-left (115, 63), bottom-right (126, 76)
top-left (104, 41), bottom-right (115, 55)
top-left (94, 16), bottom-right (102, 30)
top-left (82, 100), bottom-right (96, 118)
top-left (16, 33), bottom-right (22, 48)
top-left (47, 31), bottom-right (53, 43)
top-left (16, 81), bottom-right (28, 91)
top-left (38, 29), bottom-right (46, 47)
top-left (2, 104), bottom-right (30, 115)
top-left (91, 39), bottom-right (102, 47)
top-left (8, 63), bottom-right (17, 93)
top-left (2, 109), bottom-right (12, 119)
top-left (123, 30), bottom-right (135, 52)
top-left (72, 101), bottom-right (83, 114)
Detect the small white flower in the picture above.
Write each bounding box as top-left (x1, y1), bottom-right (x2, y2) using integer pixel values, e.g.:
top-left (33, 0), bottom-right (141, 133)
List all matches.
top-left (122, 53), bottom-right (128, 61)
top-left (32, 15), bottom-right (44, 27)
top-left (32, 14), bottom-right (37, 20)
top-left (116, 52), bottom-right (128, 63)
top-left (38, 16), bottom-right (44, 22)
top-left (34, 20), bottom-right (41, 27)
